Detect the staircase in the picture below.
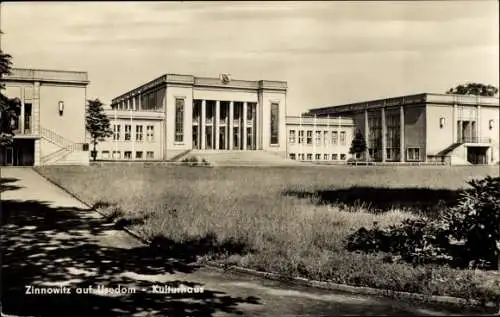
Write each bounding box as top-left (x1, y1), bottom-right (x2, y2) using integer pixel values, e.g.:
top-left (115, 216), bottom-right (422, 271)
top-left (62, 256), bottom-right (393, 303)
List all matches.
top-left (40, 127), bottom-right (87, 165)
top-left (186, 150), bottom-right (306, 166)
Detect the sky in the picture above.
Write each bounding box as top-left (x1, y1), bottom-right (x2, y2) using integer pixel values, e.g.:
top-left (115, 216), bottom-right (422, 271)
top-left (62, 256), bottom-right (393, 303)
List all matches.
top-left (1, 1), bottom-right (498, 115)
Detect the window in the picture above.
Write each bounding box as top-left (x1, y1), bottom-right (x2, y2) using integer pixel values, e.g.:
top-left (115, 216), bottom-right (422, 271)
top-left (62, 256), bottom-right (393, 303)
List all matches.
top-left (136, 151), bottom-right (143, 159)
top-left (323, 154), bottom-right (329, 160)
top-left (289, 153), bottom-right (296, 160)
top-left (386, 148), bottom-right (392, 160)
top-left (175, 98), bottom-right (184, 142)
top-left (124, 125), bottom-right (131, 141)
top-left (298, 130), bottom-right (305, 144)
top-left (146, 151), bottom-right (154, 159)
top-left (289, 130), bottom-right (296, 143)
top-left (136, 125), bottom-right (143, 141)
top-left (146, 125), bottom-right (155, 142)
top-left (113, 124), bottom-right (121, 140)
top-left (323, 131), bottom-right (329, 145)
top-left (315, 153), bottom-right (321, 160)
top-left (340, 131), bottom-right (346, 145)
top-left (112, 151), bottom-right (121, 159)
top-left (306, 130), bottom-right (312, 144)
top-left (340, 154), bottom-right (346, 160)
top-left (315, 131), bottom-right (321, 145)
top-left (124, 151), bottom-right (132, 159)
top-left (332, 154), bottom-right (338, 160)
top-left (332, 131), bottom-right (338, 145)
top-left (270, 102), bottom-right (279, 145)
top-left (407, 147), bottom-right (420, 161)
top-left (299, 153), bottom-right (305, 160)
top-left (101, 151), bottom-right (109, 159)
top-left (307, 153), bottom-right (312, 160)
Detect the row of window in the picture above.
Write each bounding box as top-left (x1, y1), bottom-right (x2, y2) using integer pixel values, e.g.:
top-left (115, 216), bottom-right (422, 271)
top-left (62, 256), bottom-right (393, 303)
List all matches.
top-left (100, 151), bottom-right (155, 160)
top-left (290, 153), bottom-right (347, 161)
top-left (112, 124), bottom-right (155, 142)
top-left (289, 130), bottom-right (347, 145)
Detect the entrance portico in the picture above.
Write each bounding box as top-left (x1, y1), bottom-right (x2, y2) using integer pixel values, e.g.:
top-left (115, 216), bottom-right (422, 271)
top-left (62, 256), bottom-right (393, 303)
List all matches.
top-left (192, 100), bottom-right (257, 150)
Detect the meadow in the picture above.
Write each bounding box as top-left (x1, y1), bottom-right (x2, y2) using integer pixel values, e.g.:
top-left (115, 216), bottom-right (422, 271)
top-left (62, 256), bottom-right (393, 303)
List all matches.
top-left (36, 164), bottom-right (500, 302)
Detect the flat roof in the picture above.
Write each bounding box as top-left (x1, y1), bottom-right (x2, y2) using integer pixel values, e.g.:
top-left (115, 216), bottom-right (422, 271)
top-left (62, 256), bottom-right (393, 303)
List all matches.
top-left (309, 93), bottom-right (499, 115)
top-left (111, 73), bottom-right (287, 104)
top-left (3, 68), bottom-right (89, 85)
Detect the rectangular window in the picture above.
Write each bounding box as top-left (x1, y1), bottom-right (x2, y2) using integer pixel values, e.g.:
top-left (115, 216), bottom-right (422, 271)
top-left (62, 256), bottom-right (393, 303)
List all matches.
top-left (307, 153), bottom-right (312, 160)
top-left (289, 153), bottom-right (296, 160)
top-left (340, 153), bottom-right (346, 160)
top-left (323, 131), bottom-right (329, 145)
top-left (146, 125), bottom-right (155, 142)
top-left (175, 98), bottom-right (184, 142)
top-left (299, 153), bottom-right (305, 160)
top-left (124, 125), bottom-right (131, 141)
top-left (136, 151), bottom-right (143, 159)
top-left (136, 125), bottom-right (143, 141)
top-left (306, 130), bottom-right (313, 144)
top-left (407, 147), bottom-right (420, 161)
top-left (323, 154), bottom-right (329, 160)
top-left (332, 154), bottom-right (338, 160)
top-left (340, 131), bottom-right (346, 145)
top-left (332, 131), bottom-right (338, 145)
top-left (124, 151), bottom-right (132, 159)
top-left (386, 148), bottom-right (392, 160)
top-left (113, 124), bottom-right (121, 141)
top-left (112, 151), bottom-right (121, 159)
top-left (101, 151), bottom-right (109, 159)
top-left (315, 153), bottom-right (321, 160)
top-left (146, 151), bottom-right (154, 159)
top-left (298, 130), bottom-right (305, 144)
top-left (315, 131), bottom-right (321, 145)
top-left (270, 102), bottom-right (279, 145)
top-left (289, 130), bottom-right (296, 143)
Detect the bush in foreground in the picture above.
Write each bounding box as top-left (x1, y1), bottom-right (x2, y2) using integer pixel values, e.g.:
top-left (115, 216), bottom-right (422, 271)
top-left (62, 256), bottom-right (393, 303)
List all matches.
top-left (347, 176), bottom-right (500, 270)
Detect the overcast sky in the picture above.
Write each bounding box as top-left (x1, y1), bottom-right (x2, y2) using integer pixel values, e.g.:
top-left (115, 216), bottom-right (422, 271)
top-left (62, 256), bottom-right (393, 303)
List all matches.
top-left (1, 1), bottom-right (498, 115)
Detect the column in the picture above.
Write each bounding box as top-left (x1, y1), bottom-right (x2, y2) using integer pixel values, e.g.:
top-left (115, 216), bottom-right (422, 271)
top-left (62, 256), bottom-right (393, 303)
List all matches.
top-left (215, 100), bottom-right (220, 150)
top-left (20, 102), bottom-right (25, 134)
top-left (476, 104), bottom-right (481, 141)
top-left (201, 100), bottom-right (206, 150)
top-left (256, 102), bottom-right (260, 150)
top-left (364, 109), bottom-right (369, 161)
top-left (242, 102), bottom-right (247, 150)
top-left (381, 107), bottom-right (386, 162)
top-left (229, 101), bottom-right (234, 150)
top-left (399, 105), bottom-right (405, 162)
top-left (33, 82), bottom-right (40, 135)
top-left (452, 100), bottom-right (457, 143)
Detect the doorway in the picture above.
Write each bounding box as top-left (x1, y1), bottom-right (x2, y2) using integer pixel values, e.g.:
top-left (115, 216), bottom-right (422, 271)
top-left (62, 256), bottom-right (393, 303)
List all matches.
top-left (467, 147), bottom-right (488, 165)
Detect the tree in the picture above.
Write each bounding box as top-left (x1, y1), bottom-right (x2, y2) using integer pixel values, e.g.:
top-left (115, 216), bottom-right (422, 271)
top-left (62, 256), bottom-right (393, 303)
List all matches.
top-left (446, 83), bottom-right (498, 97)
top-left (85, 99), bottom-right (112, 161)
top-left (349, 129), bottom-right (367, 160)
top-left (0, 50), bottom-right (21, 146)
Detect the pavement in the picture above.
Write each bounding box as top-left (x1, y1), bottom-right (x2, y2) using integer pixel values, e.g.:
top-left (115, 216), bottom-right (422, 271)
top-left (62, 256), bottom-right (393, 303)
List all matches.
top-left (1, 167), bottom-right (497, 317)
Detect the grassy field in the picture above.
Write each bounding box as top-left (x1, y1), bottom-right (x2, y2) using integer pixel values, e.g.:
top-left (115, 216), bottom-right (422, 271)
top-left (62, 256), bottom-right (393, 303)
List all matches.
top-left (36, 164), bottom-right (500, 302)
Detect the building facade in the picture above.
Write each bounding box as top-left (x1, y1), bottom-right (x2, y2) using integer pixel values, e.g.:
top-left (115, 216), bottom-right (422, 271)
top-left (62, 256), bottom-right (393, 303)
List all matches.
top-left (286, 116), bottom-right (355, 162)
top-left (1, 68), bottom-right (90, 166)
top-left (309, 93), bottom-right (499, 165)
top-left (95, 74), bottom-right (288, 160)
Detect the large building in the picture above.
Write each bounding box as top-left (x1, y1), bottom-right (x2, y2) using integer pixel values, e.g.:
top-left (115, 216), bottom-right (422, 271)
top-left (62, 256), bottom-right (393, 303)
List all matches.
top-left (1, 68), bottom-right (90, 166)
top-left (96, 73), bottom-right (288, 161)
top-left (308, 93), bottom-right (499, 165)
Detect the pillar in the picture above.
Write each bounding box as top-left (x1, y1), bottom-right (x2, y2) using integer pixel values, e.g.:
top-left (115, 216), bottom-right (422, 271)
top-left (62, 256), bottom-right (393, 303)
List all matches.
top-left (476, 104), bottom-right (481, 141)
top-left (399, 105), bottom-right (405, 162)
top-left (381, 107), bottom-right (386, 162)
top-left (364, 109), bottom-right (369, 160)
top-left (33, 82), bottom-right (40, 135)
top-left (452, 100), bottom-right (457, 143)
top-left (215, 100), bottom-right (220, 150)
top-left (242, 102), bottom-right (247, 150)
top-left (229, 101), bottom-right (234, 150)
top-left (201, 100), bottom-right (206, 150)
top-left (20, 101), bottom-right (25, 134)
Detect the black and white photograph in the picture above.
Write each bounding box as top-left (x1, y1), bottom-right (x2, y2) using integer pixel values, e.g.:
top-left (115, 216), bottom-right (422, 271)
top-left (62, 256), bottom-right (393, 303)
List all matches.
top-left (0, 1), bottom-right (499, 316)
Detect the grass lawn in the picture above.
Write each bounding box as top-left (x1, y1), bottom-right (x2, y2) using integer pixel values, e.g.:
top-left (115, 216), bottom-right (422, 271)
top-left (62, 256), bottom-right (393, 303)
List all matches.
top-left (36, 164), bottom-right (500, 303)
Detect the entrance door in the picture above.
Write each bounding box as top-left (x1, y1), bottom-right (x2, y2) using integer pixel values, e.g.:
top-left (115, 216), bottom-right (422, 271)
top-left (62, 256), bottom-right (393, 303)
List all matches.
top-left (5, 147), bottom-right (14, 166)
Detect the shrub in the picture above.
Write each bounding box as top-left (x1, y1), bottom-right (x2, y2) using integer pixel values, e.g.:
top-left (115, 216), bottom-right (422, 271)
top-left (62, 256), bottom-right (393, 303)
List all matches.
top-left (346, 176), bottom-right (500, 270)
